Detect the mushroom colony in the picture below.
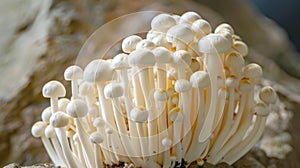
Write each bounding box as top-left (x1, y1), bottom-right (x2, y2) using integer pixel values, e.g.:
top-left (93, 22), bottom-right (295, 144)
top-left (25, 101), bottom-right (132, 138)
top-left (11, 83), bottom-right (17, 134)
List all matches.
top-left (32, 11), bottom-right (277, 168)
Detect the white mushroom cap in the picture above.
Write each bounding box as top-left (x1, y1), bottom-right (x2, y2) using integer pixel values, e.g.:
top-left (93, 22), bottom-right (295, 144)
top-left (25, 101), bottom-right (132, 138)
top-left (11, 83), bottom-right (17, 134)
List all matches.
top-left (172, 14), bottom-right (180, 23)
top-left (105, 127), bottom-right (114, 134)
top-left (136, 39), bottom-right (156, 50)
top-left (152, 47), bottom-right (173, 64)
top-left (130, 106), bottom-right (149, 123)
top-left (162, 137), bottom-right (173, 147)
top-left (179, 11), bottom-right (202, 26)
top-left (239, 79), bottom-right (252, 92)
top-left (128, 49), bottom-right (156, 67)
top-left (168, 107), bottom-right (183, 122)
top-left (66, 99), bottom-right (88, 118)
top-left (225, 52), bottom-right (245, 69)
top-left (254, 103), bottom-right (269, 116)
top-left (259, 86), bottom-right (277, 104)
top-left (89, 104), bottom-right (100, 118)
top-left (152, 35), bottom-right (172, 49)
top-left (122, 35), bottom-right (142, 53)
top-left (90, 132), bottom-right (104, 144)
top-left (50, 111), bottom-right (70, 128)
top-left (166, 25), bottom-right (193, 44)
top-left (226, 76), bottom-right (239, 88)
top-left (93, 117), bottom-right (106, 128)
top-left (42, 81), bottom-right (66, 98)
top-left (174, 79), bottom-right (192, 93)
top-left (64, 65), bottom-right (83, 81)
top-left (232, 41), bottom-right (248, 56)
top-left (154, 89), bottom-right (169, 101)
top-left (190, 71), bottom-right (210, 88)
top-left (104, 82), bottom-right (124, 98)
top-left (41, 107), bottom-right (52, 123)
top-left (172, 50), bottom-right (192, 68)
top-left (146, 29), bottom-right (162, 41)
top-left (112, 53), bottom-right (130, 70)
top-left (215, 23), bottom-right (234, 35)
top-left (45, 125), bottom-right (56, 138)
top-left (83, 59), bottom-right (113, 83)
top-left (31, 121), bottom-right (47, 138)
top-left (243, 63), bottom-right (263, 79)
top-left (58, 98), bottom-right (70, 111)
top-left (79, 82), bottom-right (95, 96)
top-left (191, 19), bottom-right (211, 37)
top-left (151, 14), bottom-right (176, 32)
top-left (198, 34), bottom-right (232, 53)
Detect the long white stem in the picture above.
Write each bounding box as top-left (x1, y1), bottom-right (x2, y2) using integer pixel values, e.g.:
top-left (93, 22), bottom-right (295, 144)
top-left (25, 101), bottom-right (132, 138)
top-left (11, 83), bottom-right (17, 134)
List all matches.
top-left (222, 117), bottom-right (267, 164)
top-left (96, 84), bottom-right (128, 162)
top-left (199, 53), bottom-right (223, 142)
top-left (94, 144), bottom-right (104, 168)
top-left (51, 137), bottom-right (68, 166)
top-left (173, 118), bottom-right (183, 164)
top-left (41, 137), bottom-right (62, 166)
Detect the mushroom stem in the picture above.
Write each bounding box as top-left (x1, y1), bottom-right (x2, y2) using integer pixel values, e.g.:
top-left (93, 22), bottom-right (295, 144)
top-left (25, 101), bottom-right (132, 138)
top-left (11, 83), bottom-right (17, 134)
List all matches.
top-left (41, 137), bottom-right (62, 166)
top-left (94, 144), bottom-right (104, 168)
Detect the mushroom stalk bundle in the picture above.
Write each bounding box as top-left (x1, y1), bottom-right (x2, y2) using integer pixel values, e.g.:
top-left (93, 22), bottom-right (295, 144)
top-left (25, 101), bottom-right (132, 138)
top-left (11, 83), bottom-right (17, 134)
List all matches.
top-left (32, 11), bottom-right (277, 167)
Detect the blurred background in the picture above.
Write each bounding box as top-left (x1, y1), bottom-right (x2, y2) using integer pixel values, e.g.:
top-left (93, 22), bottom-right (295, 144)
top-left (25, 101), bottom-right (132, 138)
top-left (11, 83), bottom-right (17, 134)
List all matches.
top-left (0, 0), bottom-right (299, 167)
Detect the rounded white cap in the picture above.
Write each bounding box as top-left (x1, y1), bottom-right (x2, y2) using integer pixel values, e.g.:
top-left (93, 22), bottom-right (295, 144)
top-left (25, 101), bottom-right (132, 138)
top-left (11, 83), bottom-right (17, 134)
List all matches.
top-left (152, 47), bottom-right (173, 64)
top-left (179, 11), bottom-right (202, 26)
top-left (104, 82), bottom-right (124, 98)
top-left (128, 49), bottom-right (155, 67)
top-left (42, 80), bottom-right (66, 98)
top-left (79, 82), bottom-right (95, 96)
top-left (215, 23), bottom-right (234, 35)
top-left (154, 89), bottom-right (169, 101)
top-left (259, 86), bottom-right (277, 104)
top-left (152, 35), bottom-right (172, 49)
top-left (146, 29), bottom-right (162, 41)
top-left (90, 132), bottom-right (104, 144)
top-left (31, 121), bottom-right (47, 138)
top-left (174, 79), bottom-right (192, 93)
top-left (254, 103), bottom-right (269, 116)
top-left (66, 99), bottom-right (88, 118)
top-left (50, 111), bottom-right (69, 128)
top-left (225, 52), bottom-right (245, 69)
top-left (162, 137), bottom-right (172, 147)
top-left (105, 127), bottom-right (114, 134)
top-left (41, 107), bottom-right (52, 123)
top-left (243, 63), bottom-right (263, 79)
top-left (198, 34), bottom-right (232, 53)
top-left (83, 59), bottom-right (113, 83)
top-left (151, 14), bottom-right (176, 32)
top-left (122, 35), bottom-right (142, 53)
top-left (93, 117), bottom-right (106, 128)
top-left (130, 106), bottom-right (148, 123)
top-left (45, 125), bottom-right (56, 138)
top-left (232, 41), bottom-right (248, 56)
top-left (172, 50), bottom-right (192, 68)
top-left (190, 71), bottom-right (210, 88)
top-left (112, 53), bottom-right (130, 69)
top-left (136, 39), bottom-right (156, 50)
top-left (64, 65), bottom-right (83, 81)
top-left (191, 19), bottom-right (211, 37)
top-left (166, 25), bottom-right (193, 44)
top-left (58, 98), bottom-right (70, 111)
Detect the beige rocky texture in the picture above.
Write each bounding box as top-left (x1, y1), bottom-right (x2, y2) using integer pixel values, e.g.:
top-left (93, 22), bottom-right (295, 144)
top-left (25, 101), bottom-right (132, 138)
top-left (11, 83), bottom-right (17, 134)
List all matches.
top-left (0, 0), bottom-right (299, 167)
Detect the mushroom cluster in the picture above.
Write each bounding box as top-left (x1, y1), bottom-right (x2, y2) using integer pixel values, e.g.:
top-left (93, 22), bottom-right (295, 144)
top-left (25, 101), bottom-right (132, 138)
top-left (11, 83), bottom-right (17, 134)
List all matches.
top-left (32, 11), bottom-right (277, 167)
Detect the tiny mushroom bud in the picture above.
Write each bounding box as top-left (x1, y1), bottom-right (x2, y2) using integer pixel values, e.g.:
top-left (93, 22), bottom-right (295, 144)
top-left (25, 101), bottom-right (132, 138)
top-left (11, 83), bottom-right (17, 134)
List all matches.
top-left (259, 86), bottom-right (277, 104)
top-left (64, 65), bottom-right (83, 99)
top-left (136, 39), bottom-right (156, 50)
top-left (43, 81), bottom-right (66, 114)
top-left (191, 19), bottom-right (211, 39)
top-left (214, 23), bottom-right (234, 35)
top-left (67, 99), bottom-right (88, 118)
top-left (122, 35), bottom-right (142, 53)
top-left (41, 107), bottom-right (52, 123)
top-left (243, 63), bottom-right (263, 79)
top-left (232, 41), bottom-right (248, 57)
